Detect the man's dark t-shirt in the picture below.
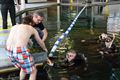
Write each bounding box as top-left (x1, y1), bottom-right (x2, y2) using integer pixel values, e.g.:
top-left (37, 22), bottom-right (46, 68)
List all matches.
top-left (33, 22), bottom-right (45, 31)
top-left (33, 22), bottom-right (45, 38)
top-left (31, 22), bottom-right (45, 47)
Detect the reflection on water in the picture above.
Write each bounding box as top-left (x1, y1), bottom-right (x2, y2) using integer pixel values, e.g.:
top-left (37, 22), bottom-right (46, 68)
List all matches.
top-left (0, 30), bottom-right (9, 46)
top-left (107, 4), bottom-right (120, 35)
top-left (0, 48), bottom-right (12, 68)
top-left (0, 30), bottom-right (12, 68)
top-left (0, 4), bottom-right (120, 80)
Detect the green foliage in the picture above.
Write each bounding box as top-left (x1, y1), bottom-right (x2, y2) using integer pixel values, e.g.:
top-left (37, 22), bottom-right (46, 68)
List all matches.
top-left (49, 30), bottom-right (74, 56)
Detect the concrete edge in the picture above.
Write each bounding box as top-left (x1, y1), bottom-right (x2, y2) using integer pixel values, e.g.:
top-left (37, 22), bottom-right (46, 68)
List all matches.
top-left (16, 2), bottom-right (59, 16)
top-left (0, 63), bottom-right (43, 74)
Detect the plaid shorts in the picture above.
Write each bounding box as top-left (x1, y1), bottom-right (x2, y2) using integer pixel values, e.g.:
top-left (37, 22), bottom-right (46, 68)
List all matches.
top-left (6, 47), bottom-right (35, 74)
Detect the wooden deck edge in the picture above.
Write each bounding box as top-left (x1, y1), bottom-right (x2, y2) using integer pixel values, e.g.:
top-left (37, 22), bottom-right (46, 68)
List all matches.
top-left (0, 63), bottom-right (43, 74)
top-left (16, 2), bottom-right (58, 16)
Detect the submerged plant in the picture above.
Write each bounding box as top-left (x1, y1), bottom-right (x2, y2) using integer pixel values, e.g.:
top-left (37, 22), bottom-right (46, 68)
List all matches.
top-left (49, 30), bottom-right (74, 56)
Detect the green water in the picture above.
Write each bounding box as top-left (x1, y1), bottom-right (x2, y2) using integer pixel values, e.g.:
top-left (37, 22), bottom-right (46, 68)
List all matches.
top-left (38, 5), bottom-right (120, 80)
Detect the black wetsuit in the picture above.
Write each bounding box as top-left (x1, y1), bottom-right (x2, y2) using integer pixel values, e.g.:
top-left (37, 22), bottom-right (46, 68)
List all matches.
top-left (1, 0), bottom-right (16, 29)
top-left (101, 43), bottom-right (119, 55)
top-left (100, 42), bottom-right (120, 68)
top-left (52, 54), bottom-right (87, 80)
top-left (53, 54), bottom-right (87, 69)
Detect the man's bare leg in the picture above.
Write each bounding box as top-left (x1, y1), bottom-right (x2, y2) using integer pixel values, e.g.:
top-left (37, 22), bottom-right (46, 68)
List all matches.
top-left (20, 69), bottom-right (26, 80)
top-left (29, 66), bottom-right (37, 80)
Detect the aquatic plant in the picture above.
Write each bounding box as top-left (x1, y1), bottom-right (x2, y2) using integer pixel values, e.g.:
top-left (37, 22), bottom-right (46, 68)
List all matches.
top-left (49, 30), bottom-right (74, 56)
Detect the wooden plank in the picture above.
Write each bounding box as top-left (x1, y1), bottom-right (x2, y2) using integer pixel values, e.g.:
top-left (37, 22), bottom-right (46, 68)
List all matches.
top-left (0, 52), bottom-right (48, 73)
top-left (32, 52), bottom-right (48, 63)
top-left (0, 63), bottom-right (43, 73)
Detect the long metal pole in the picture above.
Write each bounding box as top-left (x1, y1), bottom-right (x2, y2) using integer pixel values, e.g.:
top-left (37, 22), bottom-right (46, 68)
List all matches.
top-left (49, 4), bottom-right (87, 57)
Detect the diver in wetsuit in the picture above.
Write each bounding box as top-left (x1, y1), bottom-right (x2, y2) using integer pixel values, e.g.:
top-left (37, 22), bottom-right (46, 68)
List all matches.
top-left (51, 50), bottom-right (88, 80)
top-left (99, 33), bottom-right (119, 55)
top-left (52, 50), bottom-right (87, 68)
top-left (99, 33), bottom-right (120, 68)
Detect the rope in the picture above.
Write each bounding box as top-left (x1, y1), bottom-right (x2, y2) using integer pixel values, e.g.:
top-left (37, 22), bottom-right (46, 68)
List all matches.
top-left (49, 4), bottom-right (87, 57)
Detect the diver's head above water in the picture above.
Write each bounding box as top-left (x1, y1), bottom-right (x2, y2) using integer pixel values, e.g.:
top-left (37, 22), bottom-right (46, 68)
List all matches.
top-left (66, 50), bottom-right (77, 62)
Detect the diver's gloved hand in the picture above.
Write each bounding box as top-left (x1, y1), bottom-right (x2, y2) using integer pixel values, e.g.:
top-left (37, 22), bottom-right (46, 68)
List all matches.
top-left (47, 62), bottom-right (54, 67)
top-left (47, 58), bottom-right (54, 66)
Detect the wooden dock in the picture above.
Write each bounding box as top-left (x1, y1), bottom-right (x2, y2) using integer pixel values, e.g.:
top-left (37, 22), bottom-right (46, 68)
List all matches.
top-left (0, 52), bottom-right (48, 73)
